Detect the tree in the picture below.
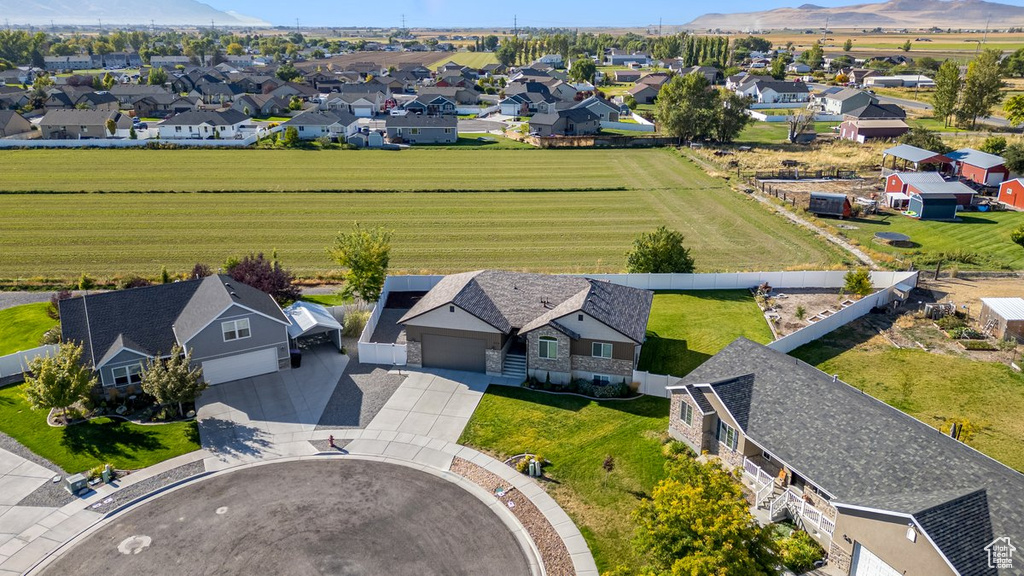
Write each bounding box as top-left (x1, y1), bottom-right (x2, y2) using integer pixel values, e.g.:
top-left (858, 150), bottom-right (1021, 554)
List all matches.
top-left (843, 38), bottom-right (853, 52)
top-left (282, 126), bottom-right (300, 147)
top-left (769, 56), bottom-right (787, 80)
top-left (844, 269), bottom-right (874, 297)
top-left (147, 66), bottom-right (167, 86)
top-left (129, 126), bottom-right (137, 140)
top-left (1004, 142), bottom-right (1024, 173)
top-left (161, 266), bottom-right (171, 284)
top-left (23, 342), bottom-right (96, 424)
top-left (1011, 225), bottom-right (1024, 252)
top-left (835, 72), bottom-right (850, 84)
top-left (1003, 47), bottom-right (1024, 77)
top-left (288, 96), bottom-right (303, 110)
top-left (628, 457), bottom-right (778, 575)
top-left (78, 273), bottom-right (95, 291)
top-left (980, 136), bottom-right (1007, 155)
top-left (226, 42), bottom-right (244, 56)
top-left (227, 252), bottom-right (300, 306)
top-left (495, 43), bottom-right (516, 67)
top-left (654, 74), bottom-right (717, 143)
top-left (715, 91), bottom-right (753, 143)
top-left (569, 58), bottom-right (596, 84)
top-left (1004, 94), bottom-right (1024, 126)
top-left (276, 63), bottom-right (301, 82)
top-left (141, 344), bottom-right (207, 417)
top-left (105, 118), bottom-right (116, 136)
top-left (484, 35), bottom-right (499, 51)
top-left (190, 262), bottom-right (212, 279)
top-left (899, 127), bottom-right (951, 154)
top-left (957, 49), bottom-right (1005, 129)
top-left (901, 40), bottom-right (912, 52)
top-left (932, 60), bottom-right (963, 127)
top-left (626, 227), bottom-right (695, 273)
top-left (327, 224), bottom-right (394, 302)
top-left (801, 41), bottom-right (824, 69)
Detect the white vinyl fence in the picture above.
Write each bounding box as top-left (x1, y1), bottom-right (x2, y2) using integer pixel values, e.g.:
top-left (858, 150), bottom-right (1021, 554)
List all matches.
top-left (357, 275), bottom-right (443, 366)
top-left (0, 345), bottom-right (59, 379)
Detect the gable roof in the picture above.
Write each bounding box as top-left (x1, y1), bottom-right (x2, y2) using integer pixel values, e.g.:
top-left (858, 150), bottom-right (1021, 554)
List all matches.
top-left (891, 171), bottom-right (946, 187)
top-left (159, 109), bottom-right (249, 127)
top-left (60, 275), bottom-right (288, 368)
top-left (845, 103), bottom-right (906, 119)
top-left (678, 338), bottom-right (1024, 576)
top-left (384, 115), bottom-right (456, 128)
top-left (947, 148), bottom-right (1007, 170)
top-left (39, 109), bottom-right (122, 126)
top-left (283, 301), bottom-right (342, 339)
top-left (883, 144), bottom-right (951, 164)
top-left (283, 110), bottom-right (357, 127)
top-left (399, 271), bottom-right (652, 343)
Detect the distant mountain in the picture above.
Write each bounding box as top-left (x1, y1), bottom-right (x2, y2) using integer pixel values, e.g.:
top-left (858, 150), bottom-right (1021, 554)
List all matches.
top-left (683, 0), bottom-right (1024, 30)
top-left (0, 0), bottom-right (269, 26)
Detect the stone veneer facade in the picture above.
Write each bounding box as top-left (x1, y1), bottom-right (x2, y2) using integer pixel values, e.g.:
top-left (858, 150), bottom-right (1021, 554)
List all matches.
top-left (569, 354), bottom-right (634, 381)
top-left (526, 327), bottom-right (572, 384)
top-left (828, 541), bottom-right (852, 573)
top-left (669, 391), bottom-right (707, 453)
top-left (485, 349), bottom-right (503, 375)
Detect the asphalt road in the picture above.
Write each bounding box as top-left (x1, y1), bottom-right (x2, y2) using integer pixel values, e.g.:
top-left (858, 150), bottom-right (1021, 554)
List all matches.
top-left (39, 460), bottom-right (532, 576)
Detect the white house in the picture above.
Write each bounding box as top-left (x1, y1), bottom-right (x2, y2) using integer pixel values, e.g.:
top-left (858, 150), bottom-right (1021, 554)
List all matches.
top-left (157, 110), bottom-right (250, 140)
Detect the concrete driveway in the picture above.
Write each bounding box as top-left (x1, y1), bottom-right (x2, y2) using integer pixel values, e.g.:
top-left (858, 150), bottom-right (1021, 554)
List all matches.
top-left (196, 346), bottom-right (348, 461)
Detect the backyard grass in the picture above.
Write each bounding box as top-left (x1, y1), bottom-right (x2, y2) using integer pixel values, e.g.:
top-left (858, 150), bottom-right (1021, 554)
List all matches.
top-left (0, 383), bottom-right (201, 473)
top-left (437, 132), bottom-right (535, 149)
top-left (840, 211), bottom-right (1024, 270)
top-left (459, 385), bottom-right (670, 572)
top-left (737, 121), bottom-right (840, 144)
top-left (791, 323), bottom-right (1024, 472)
top-left (430, 51), bottom-right (498, 69)
top-left (638, 290), bottom-right (774, 377)
top-left (0, 149), bottom-right (848, 280)
top-left (0, 303), bottom-right (57, 356)
top-left (301, 293), bottom-right (347, 306)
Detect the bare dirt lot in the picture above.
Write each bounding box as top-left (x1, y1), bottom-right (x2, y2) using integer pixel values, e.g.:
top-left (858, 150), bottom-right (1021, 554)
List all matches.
top-left (761, 288), bottom-right (852, 337)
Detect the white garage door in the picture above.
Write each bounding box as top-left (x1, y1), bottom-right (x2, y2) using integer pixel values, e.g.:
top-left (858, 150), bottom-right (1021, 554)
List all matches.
top-left (851, 544), bottom-right (902, 576)
top-left (201, 348), bottom-right (279, 385)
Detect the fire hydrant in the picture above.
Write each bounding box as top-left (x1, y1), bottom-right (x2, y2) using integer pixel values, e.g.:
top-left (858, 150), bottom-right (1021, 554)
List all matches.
top-left (328, 435), bottom-right (335, 449)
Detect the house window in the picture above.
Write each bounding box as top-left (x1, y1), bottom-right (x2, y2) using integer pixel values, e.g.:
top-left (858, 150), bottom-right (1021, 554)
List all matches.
top-left (175, 126), bottom-right (181, 132)
top-left (444, 128), bottom-right (452, 133)
top-left (449, 305), bottom-right (455, 312)
top-left (222, 318), bottom-right (251, 342)
top-left (717, 420), bottom-right (739, 451)
top-left (410, 128), bottom-right (420, 135)
top-left (681, 402), bottom-right (693, 426)
top-left (577, 314), bottom-right (583, 321)
top-left (112, 364), bottom-right (143, 386)
top-left (593, 374), bottom-right (611, 385)
top-left (538, 336), bottom-right (557, 359)
top-left (592, 342), bottom-right (613, 359)
top-left (763, 451), bottom-right (772, 462)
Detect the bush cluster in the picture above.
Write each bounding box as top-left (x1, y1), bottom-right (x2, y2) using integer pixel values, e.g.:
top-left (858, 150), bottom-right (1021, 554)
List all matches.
top-left (523, 376), bottom-right (633, 399)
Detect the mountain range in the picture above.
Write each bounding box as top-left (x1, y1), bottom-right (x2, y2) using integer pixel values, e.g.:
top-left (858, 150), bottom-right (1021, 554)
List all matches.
top-left (0, 0), bottom-right (268, 26)
top-left (683, 0), bottom-right (1024, 30)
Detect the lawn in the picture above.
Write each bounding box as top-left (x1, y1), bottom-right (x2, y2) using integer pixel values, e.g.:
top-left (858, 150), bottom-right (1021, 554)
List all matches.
top-left (459, 385), bottom-right (670, 572)
top-left (737, 121), bottom-right (840, 144)
top-left (435, 132), bottom-right (535, 149)
top-left (638, 290), bottom-right (774, 377)
top-left (0, 383), bottom-right (201, 473)
top-left (791, 324), bottom-right (1024, 472)
top-left (301, 293), bottom-right (347, 306)
top-left (0, 303), bottom-right (57, 356)
top-left (430, 51), bottom-right (498, 70)
top-left (0, 149), bottom-right (847, 280)
top-left (840, 210), bottom-right (1024, 270)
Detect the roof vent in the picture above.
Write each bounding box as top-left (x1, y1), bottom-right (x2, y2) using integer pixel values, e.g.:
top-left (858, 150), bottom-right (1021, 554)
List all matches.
top-left (832, 374), bottom-right (838, 383)
top-left (230, 291), bottom-right (238, 298)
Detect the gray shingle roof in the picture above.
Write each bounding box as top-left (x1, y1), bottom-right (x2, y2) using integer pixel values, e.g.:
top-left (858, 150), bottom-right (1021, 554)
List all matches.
top-left (283, 110), bottom-right (357, 127)
top-left (60, 275), bottom-right (287, 368)
top-left (678, 338), bottom-right (1024, 576)
top-left (398, 271), bottom-right (652, 343)
top-left (385, 115), bottom-right (457, 128)
top-left (159, 109), bottom-right (249, 127)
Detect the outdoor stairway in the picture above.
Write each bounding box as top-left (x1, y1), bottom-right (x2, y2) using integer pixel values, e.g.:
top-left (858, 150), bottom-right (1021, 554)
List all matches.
top-left (502, 353), bottom-right (527, 380)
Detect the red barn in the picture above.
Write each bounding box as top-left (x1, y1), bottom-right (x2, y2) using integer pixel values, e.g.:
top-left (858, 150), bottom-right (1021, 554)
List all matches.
top-left (907, 180), bottom-right (977, 208)
top-left (998, 178), bottom-right (1024, 210)
top-left (947, 148), bottom-right (1010, 186)
top-left (884, 172), bottom-right (945, 208)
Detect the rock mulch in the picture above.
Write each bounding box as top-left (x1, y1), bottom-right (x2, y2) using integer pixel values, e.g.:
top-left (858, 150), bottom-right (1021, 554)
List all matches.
top-left (450, 457), bottom-right (574, 576)
top-left (85, 460), bottom-right (206, 514)
top-left (315, 363), bottom-right (406, 429)
top-left (16, 477), bottom-right (76, 508)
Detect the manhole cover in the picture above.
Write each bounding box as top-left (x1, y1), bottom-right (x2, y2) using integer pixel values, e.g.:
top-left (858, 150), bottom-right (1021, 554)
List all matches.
top-left (117, 535), bottom-right (152, 555)
top-left (216, 507), bottom-right (228, 515)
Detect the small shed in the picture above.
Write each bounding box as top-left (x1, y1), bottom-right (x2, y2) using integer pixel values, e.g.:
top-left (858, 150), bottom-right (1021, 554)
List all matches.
top-left (946, 148), bottom-right (1009, 187)
top-left (979, 298), bottom-right (1024, 341)
top-left (998, 178), bottom-right (1024, 210)
top-left (907, 193), bottom-right (958, 220)
top-left (881, 144), bottom-right (951, 172)
top-left (284, 301), bottom-right (343, 351)
top-left (808, 192), bottom-right (852, 218)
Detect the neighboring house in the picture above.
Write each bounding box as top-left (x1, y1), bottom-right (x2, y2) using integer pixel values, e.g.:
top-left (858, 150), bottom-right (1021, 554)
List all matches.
top-left (282, 110), bottom-right (359, 140)
top-left (627, 83), bottom-right (660, 105)
top-left (0, 110), bottom-right (32, 138)
top-left (60, 275), bottom-right (291, 394)
top-left (844, 102), bottom-right (906, 120)
top-left (726, 73), bottom-right (771, 91)
top-left (979, 298), bottom-right (1024, 341)
top-left (157, 109), bottom-right (249, 140)
top-left (738, 80), bottom-right (810, 104)
top-left (613, 70), bottom-right (641, 83)
top-left (819, 88), bottom-right (876, 116)
top-left (998, 178), bottom-right (1024, 210)
top-left (865, 75), bottom-right (934, 88)
top-left (403, 94), bottom-right (457, 116)
top-left (884, 172), bottom-right (946, 209)
top-left (786, 62), bottom-right (811, 74)
top-left (150, 56), bottom-right (192, 69)
top-left (399, 271), bottom-right (653, 383)
top-left (44, 55), bottom-right (97, 71)
top-left (231, 94), bottom-right (289, 117)
top-left (667, 338), bottom-right (1024, 576)
top-left (38, 109), bottom-right (131, 139)
top-left (536, 54), bottom-right (563, 67)
top-left (604, 50), bottom-right (651, 67)
top-left (384, 114), bottom-right (457, 144)
top-left (838, 118), bottom-right (909, 143)
top-left (74, 91), bottom-right (119, 112)
top-left (946, 148), bottom-right (1010, 187)
top-left (572, 96), bottom-right (620, 122)
top-left (529, 107), bottom-right (601, 137)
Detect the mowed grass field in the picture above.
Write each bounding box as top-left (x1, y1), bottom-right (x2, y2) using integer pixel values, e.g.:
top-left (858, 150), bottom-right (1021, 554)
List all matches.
top-left (430, 51), bottom-right (498, 70)
top-left (0, 149), bottom-right (847, 279)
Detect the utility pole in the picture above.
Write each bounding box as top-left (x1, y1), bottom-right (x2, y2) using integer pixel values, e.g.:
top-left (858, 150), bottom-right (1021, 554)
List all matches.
top-left (513, 15), bottom-right (517, 37)
top-left (659, 18), bottom-right (662, 37)
top-left (295, 18), bottom-right (300, 33)
top-left (401, 14), bottom-right (406, 30)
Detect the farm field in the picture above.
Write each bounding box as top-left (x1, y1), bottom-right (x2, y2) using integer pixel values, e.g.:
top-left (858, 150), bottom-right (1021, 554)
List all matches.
top-left (0, 149), bottom-right (848, 280)
top-left (430, 51), bottom-right (498, 69)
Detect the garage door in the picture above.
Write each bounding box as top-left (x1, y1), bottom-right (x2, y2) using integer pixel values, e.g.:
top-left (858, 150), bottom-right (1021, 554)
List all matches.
top-left (421, 333), bottom-right (487, 372)
top-left (201, 348), bottom-right (279, 385)
top-left (851, 544), bottom-right (902, 576)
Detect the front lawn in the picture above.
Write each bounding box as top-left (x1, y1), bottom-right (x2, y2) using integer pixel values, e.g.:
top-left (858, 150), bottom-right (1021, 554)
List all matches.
top-left (638, 290), bottom-right (774, 377)
top-left (0, 383), bottom-right (201, 473)
top-left (0, 302), bottom-right (57, 356)
top-left (459, 386), bottom-right (670, 572)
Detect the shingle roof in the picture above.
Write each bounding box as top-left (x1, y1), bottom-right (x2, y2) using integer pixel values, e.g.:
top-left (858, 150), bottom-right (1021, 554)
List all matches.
top-left (283, 110), bottom-right (356, 127)
top-left (60, 275), bottom-right (287, 368)
top-left (948, 148), bottom-right (1007, 170)
top-left (159, 109), bottom-right (249, 127)
top-left (399, 271), bottom-right (652, 343)
top-left (384, 115), bottom-right (457, 128)
top-left (678, 338), bottom-right (1024, 576)
top-left (39, 109), bottom-right (120, 126)
top-left (845, 103), bottom-right (906, 119)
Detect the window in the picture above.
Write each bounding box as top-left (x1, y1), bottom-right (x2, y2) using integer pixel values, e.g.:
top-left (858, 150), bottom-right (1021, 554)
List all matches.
top-left (410, 128), bottom-right (420, 135)
top-left (449, 305), bottom-right (455, 313)
top-left (222, 318), bottom-right (251, 342)
top-left (112, 364), bottom-right (143, 386)
top-left (593, 374), bottom-right (611, 385)
top-left (577, 314), bottom-right (583, 321)
top-left (591, 342), bottom-right (613, 359)
top-left (175, 126), bottom-right (182, 132)
top-left (763, 451), bottom-right (772, 462)
top-left (717, 420), bottom-right (739, 451)
top-left (538, 336), bottom-right (557, 359)
top-left (681, 402), bottom-right (693, 426)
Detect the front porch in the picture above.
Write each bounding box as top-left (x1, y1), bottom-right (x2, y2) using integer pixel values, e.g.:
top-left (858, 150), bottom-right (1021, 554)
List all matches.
top-left (741, 456), bottom-right (836, 543)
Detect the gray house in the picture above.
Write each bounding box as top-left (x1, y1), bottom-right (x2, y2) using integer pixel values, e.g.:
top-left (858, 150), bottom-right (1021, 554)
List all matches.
top-left (385, 115), bottom-right (457, 144)
top-left (38, 109), bottom-right (132, 139)
top-left (0, 110), bottom-right (32, 138)
top-left (60, 275), bottom-right (291, 395)
top-left (529, 107), bottom-right (601, 137)
top-left (399, 271), bottom-right (652, 383)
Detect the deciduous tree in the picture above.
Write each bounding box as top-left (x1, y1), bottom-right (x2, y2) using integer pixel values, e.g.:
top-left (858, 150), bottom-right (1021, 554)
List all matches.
top-left (1011, 225), bottom-right (1024, 252)
top-left (24, 342), bottom-right (96, 424)
top-left (141, 344), bottom-right (207, 417)
top-left (1004, 94), bottom-right (1024, 126)
top-left (654, 73), bottom-right (717, 143)
top-left (625, 227), bottom-right (695, 273)
top-left (844, 268), bottom-right (874, 297)
top-left (843, 38), bottom-right (853, 52)
top-left (227, 252), bottom-right (300, 305)
top-left (932, 59), bottom-right (962, 127)
top-left (568, 58), bottom-right (596, 84)
top-left (957, 49), bottom-right (1005, 129)
top-left (328, 224), bottom-right (394, 302)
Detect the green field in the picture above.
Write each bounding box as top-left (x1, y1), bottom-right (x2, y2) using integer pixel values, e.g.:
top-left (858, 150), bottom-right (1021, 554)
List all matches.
top-left (792, 324), bottom-right (1024, 472)
top-left (430, 51), bottom-right (498, 70)
top-left (0, 149), bottom-right (847, 279)
top-left (0, 303), bottom-right (57, 356)
top-left (459, 386), bottom-right (670, 572)
top-left (638, 290), bottom-right (774, 376)
top-left (841, 211), bottom-right (1024, 270)
top-left (737, 121), bottom-right (841, 144)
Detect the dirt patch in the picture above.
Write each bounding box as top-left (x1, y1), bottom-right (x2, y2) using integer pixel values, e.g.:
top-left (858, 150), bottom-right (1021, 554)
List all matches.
top-left (760, 288), bottom-right (856, 337)
top-left (755, 178), bottom-right (884, 211)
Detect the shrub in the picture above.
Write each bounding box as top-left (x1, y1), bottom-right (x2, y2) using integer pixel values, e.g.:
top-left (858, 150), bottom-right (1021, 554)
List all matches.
top-left (843, 268), bottom-right (873, 297)
top-left (39, 326), bottom-right (61, 345)
top-left (795, 305), bottom-right (806, 320)
top-left (951, 326), bottom-right (983, 340)
top-left (342, 310), bottom-right (370, 337)
top-left (777, 529), bottom-right (824, 572)
top-left (936, 314), bottom-right (967, 330)
top-left (117, 276), bottom-right (152, 290)
top-left (574, 378), bottom-right (631, 398)
top-left (962, 340), bottom-right (997, 350)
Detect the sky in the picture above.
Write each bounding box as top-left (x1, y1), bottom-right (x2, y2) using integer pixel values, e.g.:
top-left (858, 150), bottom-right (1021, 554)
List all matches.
top-left (202, 0), bottom-right (963, 28)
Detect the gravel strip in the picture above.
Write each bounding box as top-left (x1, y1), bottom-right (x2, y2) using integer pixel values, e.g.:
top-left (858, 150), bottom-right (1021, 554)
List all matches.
top-left (309, 439), bottom-right (352, 452)
top-left (0, 429), bottom-right (68, 475)
top-left (315, 362), bottom-right (406, 429)
top-left (451, 457), bottom-right (574, 576)
top-left (0, 291), bottom-right (53, 311)
top-left (370, 308), bottom-right (408, 344)
top-left (16, 477), bottom-right (77, 507)
top-left (85, 460), bottom-right (206, 514)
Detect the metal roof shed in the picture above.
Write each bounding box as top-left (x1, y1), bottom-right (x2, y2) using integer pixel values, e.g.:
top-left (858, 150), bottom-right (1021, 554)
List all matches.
top-left (882, 144), bottom-right (951, 171)
top-left (284, 301), bottom-right (343, 351)
top-left (980, 298), bottom-right (1024, 341)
